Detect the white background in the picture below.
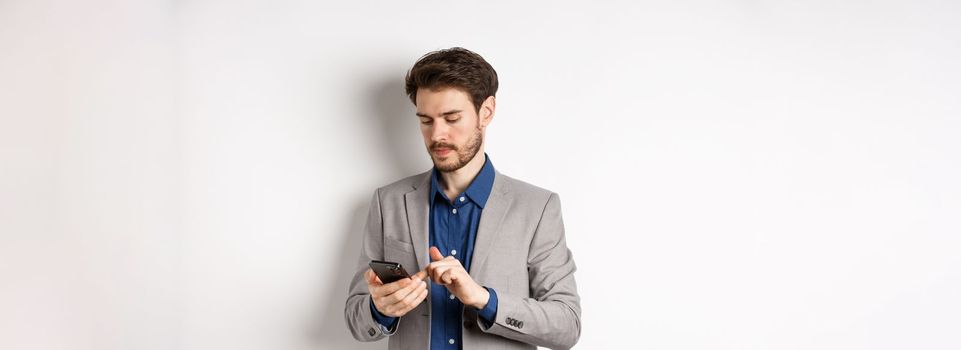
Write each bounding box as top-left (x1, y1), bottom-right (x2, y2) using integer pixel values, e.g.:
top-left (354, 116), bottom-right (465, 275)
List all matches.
top-left (2, 1), bottom-right (960, 349)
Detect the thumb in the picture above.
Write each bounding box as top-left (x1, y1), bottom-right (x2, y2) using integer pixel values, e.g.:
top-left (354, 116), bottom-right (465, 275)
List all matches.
top-left (411, 269), bottom-right (428, 282)
top-left (365, 269), bottom-right (379, 285)
top-left (429, 246), bottom-right (445, 261)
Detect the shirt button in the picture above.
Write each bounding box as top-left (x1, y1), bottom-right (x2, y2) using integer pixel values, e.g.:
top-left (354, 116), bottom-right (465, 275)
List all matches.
top-left (449, 294), bottom-right (456, 300)
top-left (459, 196), bottom-right (465, 202)
top-left (449, 338), bottom-right (455, 344)
top-left (452, 208), bottom-right (457, 214)
top-left (451, 249), bottom-right (457, 256)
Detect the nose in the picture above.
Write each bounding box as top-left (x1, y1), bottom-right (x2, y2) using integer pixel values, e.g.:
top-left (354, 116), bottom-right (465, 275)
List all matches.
top-left (430, 121), bottom-right (449, 142)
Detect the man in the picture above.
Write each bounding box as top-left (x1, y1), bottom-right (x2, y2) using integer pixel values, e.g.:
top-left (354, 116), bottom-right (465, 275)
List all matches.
top-left (344, 47), bottom-right (581, 350)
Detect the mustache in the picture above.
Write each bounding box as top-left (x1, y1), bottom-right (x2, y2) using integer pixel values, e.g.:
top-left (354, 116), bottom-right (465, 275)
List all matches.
top-left (430, 142), bottom-right (458, 151)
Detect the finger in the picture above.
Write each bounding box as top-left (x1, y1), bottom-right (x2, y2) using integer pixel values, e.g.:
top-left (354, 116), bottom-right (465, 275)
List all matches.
top-left (426, 259), bottom-right (463, 284)
top-left (384, 279), bottom-right (420, 305)
top-left (431, 265), bottom-right (455, 284)
top-left (401, 280), bottom-right (427, 305)
top-left (391, 277), bottom-right (427, 303)
top-left (395, 287), bottom-right (429, 316)
top-left (426, 260), bottom-right (460, 279)
top-left (405, 287), bottom-right (430, 312)
top-left (385, 279), bottom-right (426, 315)
top-left (441, 269), bottom-right (456, 284)
top-left (428, 259), bottom-right (460, 267)
top-left (411, 269), bottom-right (428, 282)
top-left (429, 261), bottom-right (463, 273)
top-left (371, 277), bottom-right (412, 297)
top-left (417, 287), bottom-right (429, 302)
top-left (368, 269), bottom-right (385, 285)
top-left (427, 264), bottom-right (444, 282)
top-left (429, 246), bottom-right (445, 261)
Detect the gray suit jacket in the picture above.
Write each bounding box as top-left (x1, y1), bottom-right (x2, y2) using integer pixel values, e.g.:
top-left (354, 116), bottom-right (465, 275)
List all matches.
top-left (345, 170), bottom-right (581, 349)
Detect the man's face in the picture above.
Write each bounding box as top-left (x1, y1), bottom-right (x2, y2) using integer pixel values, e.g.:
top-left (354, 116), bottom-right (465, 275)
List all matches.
top-left (415, 88), bottom-right (490, 172)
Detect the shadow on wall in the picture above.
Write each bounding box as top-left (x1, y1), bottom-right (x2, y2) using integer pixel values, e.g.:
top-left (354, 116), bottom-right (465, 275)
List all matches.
top-left (307, 71), bottom-right (425, 348)
top-left (371, 73), bottom-right (428, 177)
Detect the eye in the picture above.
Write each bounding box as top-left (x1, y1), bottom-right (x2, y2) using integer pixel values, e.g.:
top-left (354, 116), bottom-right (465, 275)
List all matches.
top-left (420, 118), bottom-right (433, 125)
top-left (446, 117), bottom-right (460, 123)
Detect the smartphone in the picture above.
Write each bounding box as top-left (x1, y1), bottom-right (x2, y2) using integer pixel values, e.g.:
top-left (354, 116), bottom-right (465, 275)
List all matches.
top-left (369, 260), bottom-right (411, 284)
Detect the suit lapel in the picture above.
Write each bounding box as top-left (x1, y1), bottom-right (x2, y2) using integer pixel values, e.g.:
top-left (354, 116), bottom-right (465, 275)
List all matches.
top-left (469, 171), bottom-right (512, 274)
top-left (405, 172), bottom-right (431, 271)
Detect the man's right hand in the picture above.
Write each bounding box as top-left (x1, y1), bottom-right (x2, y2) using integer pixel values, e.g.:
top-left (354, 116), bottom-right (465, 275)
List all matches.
top-left (366, 268), bottom-right (429, 317)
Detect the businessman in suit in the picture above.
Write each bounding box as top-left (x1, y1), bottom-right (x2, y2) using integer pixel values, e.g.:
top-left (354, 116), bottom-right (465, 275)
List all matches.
top-left (345, 47), bottom-right (581, 350)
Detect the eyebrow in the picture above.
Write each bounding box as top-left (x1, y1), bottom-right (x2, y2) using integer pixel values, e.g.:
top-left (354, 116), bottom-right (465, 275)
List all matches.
top-left (416, 109), bottom-right (463, 118)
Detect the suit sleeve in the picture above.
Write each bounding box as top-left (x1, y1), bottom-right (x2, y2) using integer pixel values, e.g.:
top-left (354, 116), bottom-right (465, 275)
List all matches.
top-left (476, 193), bottom-right (582, 349)
top-left (344, 189), bottom-right (401, 341)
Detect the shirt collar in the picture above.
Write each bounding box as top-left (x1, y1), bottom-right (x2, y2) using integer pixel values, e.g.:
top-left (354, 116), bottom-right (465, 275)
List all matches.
top-left (430, 153), bottom-right (496, 208)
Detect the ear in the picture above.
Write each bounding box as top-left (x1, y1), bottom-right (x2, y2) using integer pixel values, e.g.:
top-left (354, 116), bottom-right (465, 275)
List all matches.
top-left (479, 96), bottom-right (495, 128)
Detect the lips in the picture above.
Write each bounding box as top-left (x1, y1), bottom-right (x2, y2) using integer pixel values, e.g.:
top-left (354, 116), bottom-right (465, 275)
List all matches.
top-left (433, 148), bottom-right (452, 157)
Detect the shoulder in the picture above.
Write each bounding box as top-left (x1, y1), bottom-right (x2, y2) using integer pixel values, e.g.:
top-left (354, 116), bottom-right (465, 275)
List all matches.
top-left (496, 172), bottom-right (557, 203)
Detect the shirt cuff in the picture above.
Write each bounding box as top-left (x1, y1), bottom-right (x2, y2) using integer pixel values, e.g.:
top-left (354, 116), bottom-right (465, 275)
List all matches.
top-left (476, 287), bottom-right (498, 326)
top-left (369, 295), bottom-right (398, 330)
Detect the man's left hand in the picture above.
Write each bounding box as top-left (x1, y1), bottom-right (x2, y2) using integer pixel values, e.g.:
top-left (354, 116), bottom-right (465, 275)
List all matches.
top-left (426, 246), bottom-right (490, 309)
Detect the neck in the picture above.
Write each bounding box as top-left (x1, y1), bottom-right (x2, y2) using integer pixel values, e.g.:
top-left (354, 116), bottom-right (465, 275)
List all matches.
top-left (438, 149), bottom-right (486, 200)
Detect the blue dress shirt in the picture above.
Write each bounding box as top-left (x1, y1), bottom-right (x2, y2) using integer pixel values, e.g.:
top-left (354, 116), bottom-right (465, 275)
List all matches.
top-left (370, 154), bottom-right (499, 349)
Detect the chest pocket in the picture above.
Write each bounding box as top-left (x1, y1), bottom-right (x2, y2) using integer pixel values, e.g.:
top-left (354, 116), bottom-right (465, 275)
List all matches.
top-left (383, 236), bottom-right (418, 272)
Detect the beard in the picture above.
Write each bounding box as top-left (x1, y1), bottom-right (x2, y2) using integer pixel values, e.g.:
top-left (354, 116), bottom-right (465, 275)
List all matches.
top-left (429, 126), bottom-right (483, 173)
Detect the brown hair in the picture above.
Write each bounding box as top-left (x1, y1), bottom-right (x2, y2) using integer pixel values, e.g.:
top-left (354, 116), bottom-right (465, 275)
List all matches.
top-left (405, 47), bottom-right (499, 112)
